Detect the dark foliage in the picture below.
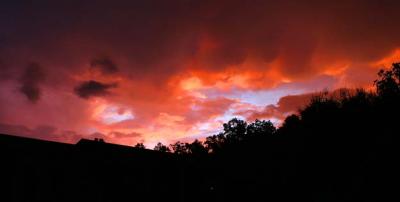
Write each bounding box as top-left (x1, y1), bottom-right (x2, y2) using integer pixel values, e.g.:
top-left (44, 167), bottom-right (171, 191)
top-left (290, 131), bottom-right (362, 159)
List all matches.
top-left (153, 142), bottom-right (171, 153)
top-left (134, 142), bottom-right (146, 149)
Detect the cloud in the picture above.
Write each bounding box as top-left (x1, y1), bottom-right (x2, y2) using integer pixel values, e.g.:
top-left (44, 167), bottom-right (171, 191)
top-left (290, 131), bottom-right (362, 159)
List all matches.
top-left (238, 93), bottom-right (316, 121)
top-left (0, 122), bottom-right (143, 145)
top-left (0, 123), bottom-right (32, 137)
top-left (90, 56), bottom-right (119, 74)
top-left (0, 60), bottom-right (6, 80)
top-left (1, 0), bottom-right (399, 90)
top-left (1, 0), bottom-right (400, 145)
top-left (87, 131), bottom-right (143, 145)
top-left (239, 88), bottom-right (359, 122)
top-left (0, 123), bottom-right (81, 143)
top-left (74, 80), bottom-right (118, 99)
top-left (186, 97), bottom-right (237, 124)
top-left (109, 131), bottom-right (142, 139)
top-left (19, 63), bottom-right (45, 103)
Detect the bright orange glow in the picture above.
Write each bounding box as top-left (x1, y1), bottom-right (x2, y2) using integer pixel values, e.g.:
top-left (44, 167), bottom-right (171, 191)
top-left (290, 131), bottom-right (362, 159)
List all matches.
top-left (372, 49), bottom-right (400, 68)
top-left (180, 77), bottom-right (204, 91)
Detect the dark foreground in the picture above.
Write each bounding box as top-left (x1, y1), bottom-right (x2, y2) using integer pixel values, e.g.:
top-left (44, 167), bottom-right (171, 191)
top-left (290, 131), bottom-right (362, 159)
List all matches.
top-left (0, 131), bottom-right (397, 202)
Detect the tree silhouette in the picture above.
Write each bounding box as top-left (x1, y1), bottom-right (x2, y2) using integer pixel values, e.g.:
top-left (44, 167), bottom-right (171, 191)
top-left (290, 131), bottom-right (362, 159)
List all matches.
top-left (204, 132), bottom-right (226, 153)
top-left (186, 139), bottom-right (207, 156)
top-left (134, 142), bottom-right (146, 149)
top-left (246, 119), bottom-right (276, 137)
top-left (153, 142), bottom-right (170, 152)
top-left (223, 118), bottom-right (247, 145)
top-left (170, 141), bottom-right (188, 155)
top-left (375, 62), bottom-right (400, 98)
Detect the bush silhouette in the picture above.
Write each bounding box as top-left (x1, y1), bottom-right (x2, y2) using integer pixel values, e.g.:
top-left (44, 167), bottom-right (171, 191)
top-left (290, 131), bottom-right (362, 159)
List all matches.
top-left (153, 142), bottom-right (170, 152)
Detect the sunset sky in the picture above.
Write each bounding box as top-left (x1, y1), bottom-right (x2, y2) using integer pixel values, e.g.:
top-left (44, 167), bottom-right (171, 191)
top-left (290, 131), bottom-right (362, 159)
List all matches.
top-left (1, 0), bottom-right (400, 147)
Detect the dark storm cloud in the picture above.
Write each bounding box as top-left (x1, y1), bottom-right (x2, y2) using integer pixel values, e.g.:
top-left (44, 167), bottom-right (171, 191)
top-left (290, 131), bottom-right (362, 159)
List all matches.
top-left (0, 60), bottom-right (5, 80)
top-left (90, 56), bottom-right (118, 74)
top-left (19, 63), bottom-right (45, 103)
top-left (74, 80), bottom-right (118, 99)
top-left (1, 0), bottom-right (400, 81)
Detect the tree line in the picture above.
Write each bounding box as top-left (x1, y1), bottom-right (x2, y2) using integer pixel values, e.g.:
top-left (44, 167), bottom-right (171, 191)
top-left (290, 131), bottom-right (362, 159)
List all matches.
top-left (136, 63), bottom-right (399, 158)
top-left (137, 63), bottom-right (398, 201)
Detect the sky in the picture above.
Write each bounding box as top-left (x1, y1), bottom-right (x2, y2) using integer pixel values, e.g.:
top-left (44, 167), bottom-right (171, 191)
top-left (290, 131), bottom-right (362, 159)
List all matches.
top-left (1, 0), bottom-right (400, 147)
